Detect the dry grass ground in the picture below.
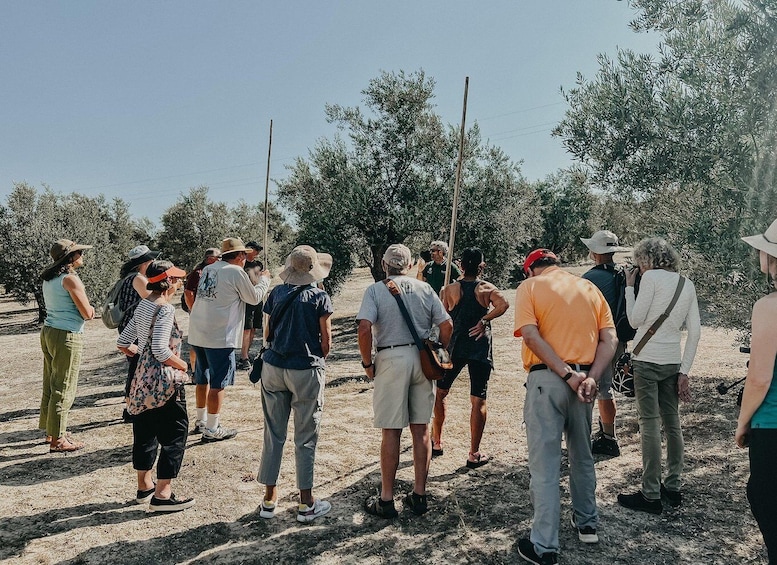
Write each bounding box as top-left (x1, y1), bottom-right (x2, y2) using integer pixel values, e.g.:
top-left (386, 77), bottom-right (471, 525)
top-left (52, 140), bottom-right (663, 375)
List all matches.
top-left (0, 266), bottom-right (767, 564)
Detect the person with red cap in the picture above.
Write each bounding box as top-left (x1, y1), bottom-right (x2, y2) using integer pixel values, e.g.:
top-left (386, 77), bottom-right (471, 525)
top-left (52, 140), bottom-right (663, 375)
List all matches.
top-left (514, 249), bottom-right (617, 565)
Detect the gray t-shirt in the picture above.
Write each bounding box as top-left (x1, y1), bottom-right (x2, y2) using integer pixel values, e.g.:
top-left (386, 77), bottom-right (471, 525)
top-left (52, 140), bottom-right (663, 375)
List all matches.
top-left (356, 275), bottom-right (451, 347)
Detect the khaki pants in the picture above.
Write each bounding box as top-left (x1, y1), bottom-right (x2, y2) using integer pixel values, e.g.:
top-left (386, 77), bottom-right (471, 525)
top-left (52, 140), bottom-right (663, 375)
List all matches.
top-left (633, 360), bottom-right (683, 498)
top-left (39, 326), bottom-right (84, 438)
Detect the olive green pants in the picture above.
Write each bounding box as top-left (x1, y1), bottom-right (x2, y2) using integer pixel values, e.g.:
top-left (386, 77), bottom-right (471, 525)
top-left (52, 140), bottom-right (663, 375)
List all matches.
top-left (39, 326), bottom-right (84, 438)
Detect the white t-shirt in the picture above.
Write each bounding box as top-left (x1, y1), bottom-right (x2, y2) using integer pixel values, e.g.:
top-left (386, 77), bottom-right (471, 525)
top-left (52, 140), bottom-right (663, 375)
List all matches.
top-left (188, 260), bottom-right (270, 349)
top-left (626, 268), bottom-right (701, 375)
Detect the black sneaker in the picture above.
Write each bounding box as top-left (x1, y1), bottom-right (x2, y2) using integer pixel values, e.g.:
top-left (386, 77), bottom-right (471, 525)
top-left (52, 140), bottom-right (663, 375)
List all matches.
top-left (617, 491), bottom-right (662, 515)
top-left (136, 487), bottom-right (155, 504)
top-left (364, 495), bottom-right (398, 519)
top-left (660, 483), bottom-right (682, 507)
top-left (404, 491), bottom-right (428, 516)
top-left (570, 514), bottom-right (599, 543)
top-left (591, 430), bottom-right (620, 456)
top-left (147, 493), bottom-right (196, 513)
top-left (517, 538), bottom-right (558, 565)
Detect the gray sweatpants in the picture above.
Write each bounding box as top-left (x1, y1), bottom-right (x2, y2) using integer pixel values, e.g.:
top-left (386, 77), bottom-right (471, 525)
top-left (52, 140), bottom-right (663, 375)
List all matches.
top-left (523, 368), bottom-right (597, 555)
top-left (258, 362), bottom-right (325, 490)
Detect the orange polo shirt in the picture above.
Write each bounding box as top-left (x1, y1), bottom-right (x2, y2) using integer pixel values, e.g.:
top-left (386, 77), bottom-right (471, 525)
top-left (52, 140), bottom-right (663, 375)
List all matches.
top-left (514, 266), bottom-right (614, 372)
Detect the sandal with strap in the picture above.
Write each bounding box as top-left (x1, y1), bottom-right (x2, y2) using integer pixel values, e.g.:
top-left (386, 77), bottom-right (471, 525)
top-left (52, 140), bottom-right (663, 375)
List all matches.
top-left (364, 495), bottom-right (398, 519)
top-left (50, 437), bottom-right (85, 453)
top-left (466, 452), bottom-right (490, 469)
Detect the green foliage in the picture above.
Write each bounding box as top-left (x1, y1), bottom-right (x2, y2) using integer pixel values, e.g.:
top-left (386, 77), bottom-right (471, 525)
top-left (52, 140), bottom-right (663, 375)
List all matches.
top-left (278, 69), bottom-right (536, 292)
top-left (528, 169), bottom-right (596, 262)
top-left (155, 186), bottom-right (296, 272)
top-left (554, 0), bottom-right (777, 333)
top-left (0, 183), bottom-right (147, 322)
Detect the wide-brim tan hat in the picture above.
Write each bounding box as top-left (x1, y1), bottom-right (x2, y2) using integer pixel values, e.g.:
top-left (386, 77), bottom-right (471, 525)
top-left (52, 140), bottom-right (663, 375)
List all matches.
top-left (279, 245), bottom-right (333, 285)
top-left (580, 230), bottom-right (632, 254)
top-left (221, 237), bottom-right (250, 254)
top-left (44, 239), bottom-right (93, 271)
top-left (742, 219), bottom-right (777, 257)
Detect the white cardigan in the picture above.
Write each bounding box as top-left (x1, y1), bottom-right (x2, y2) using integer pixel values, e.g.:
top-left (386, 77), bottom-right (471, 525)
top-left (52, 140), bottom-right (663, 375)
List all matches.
top-left (625, 269), bottom-right (701, 375)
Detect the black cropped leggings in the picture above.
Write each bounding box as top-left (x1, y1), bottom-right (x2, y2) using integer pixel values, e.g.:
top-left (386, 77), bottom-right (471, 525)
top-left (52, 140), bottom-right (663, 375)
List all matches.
top-left (748, 428), bottom-right (777, 564)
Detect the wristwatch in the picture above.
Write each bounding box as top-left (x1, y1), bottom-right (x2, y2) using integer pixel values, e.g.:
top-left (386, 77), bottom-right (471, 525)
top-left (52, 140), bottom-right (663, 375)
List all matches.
top-left (562, 371), bottom-right (575, 382)
top-left (361, 360), bottom-right (374, 369)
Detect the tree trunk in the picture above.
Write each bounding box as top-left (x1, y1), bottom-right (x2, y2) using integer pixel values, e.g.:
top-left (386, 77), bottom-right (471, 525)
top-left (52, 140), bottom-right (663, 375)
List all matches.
top-left (34, 289), bottom-right (46, 324)
top-left (369, 244), bottom-right (388, 282)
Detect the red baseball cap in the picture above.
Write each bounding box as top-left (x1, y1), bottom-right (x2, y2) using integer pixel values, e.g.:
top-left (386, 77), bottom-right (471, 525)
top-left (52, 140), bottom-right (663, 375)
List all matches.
top-left (523, 249), bottom-right (559, 274)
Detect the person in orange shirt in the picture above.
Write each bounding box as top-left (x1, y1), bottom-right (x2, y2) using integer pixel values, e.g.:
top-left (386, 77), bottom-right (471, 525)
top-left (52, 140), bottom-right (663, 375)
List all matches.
top-left (514, 249), bottom-right (617, 565)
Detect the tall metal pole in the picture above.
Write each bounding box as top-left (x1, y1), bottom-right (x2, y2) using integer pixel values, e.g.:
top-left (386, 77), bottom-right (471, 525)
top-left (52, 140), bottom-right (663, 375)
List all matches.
top-left (263, 119), bottom-right (273, 267)
top-left (445, 77), bottom-right (469, 287)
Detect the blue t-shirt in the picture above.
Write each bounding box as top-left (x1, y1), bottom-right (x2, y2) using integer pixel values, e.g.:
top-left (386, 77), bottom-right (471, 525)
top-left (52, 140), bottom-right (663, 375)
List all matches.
top-left (262, 283), bottom-right (333, 370)
top-left (751, 356), bottom-right (777, 429)
top-left (43, 274), bottom-right (85, 333)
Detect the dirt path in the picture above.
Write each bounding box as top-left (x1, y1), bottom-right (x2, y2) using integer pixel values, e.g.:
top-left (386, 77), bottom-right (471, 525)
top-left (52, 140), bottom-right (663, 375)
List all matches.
top-left (0, 267), bottom-right (766, 564)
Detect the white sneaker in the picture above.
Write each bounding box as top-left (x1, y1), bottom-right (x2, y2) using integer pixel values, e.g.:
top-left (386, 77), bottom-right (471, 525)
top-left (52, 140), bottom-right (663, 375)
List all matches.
top-left (259, 500), bottom-right (276, 519)
top-left (191, 420), bottom-right (205, 434)
top-left (297, 499), bottom-right (331, 523)
top-left (201, 426), bottom-right (237, 442)
top-left (571, 514), bottom-right (599, 543)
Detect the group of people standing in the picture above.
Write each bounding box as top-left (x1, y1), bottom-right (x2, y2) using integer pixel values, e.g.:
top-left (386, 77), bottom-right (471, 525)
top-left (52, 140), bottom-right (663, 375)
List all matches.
top-left (36, 220), bottom-right (776, 559)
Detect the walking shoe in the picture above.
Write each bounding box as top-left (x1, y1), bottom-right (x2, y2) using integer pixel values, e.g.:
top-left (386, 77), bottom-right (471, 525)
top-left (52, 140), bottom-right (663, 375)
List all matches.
top-left (201, 426), bottom-right (238, 442)
top-left (191, 419), bottom-right (205, 434)
top-left (297, 499), bottom-right (331, 523)
top-left (364, 495), bottom-right (398, 519)
top-left (618, 491), bottom-right (662, 515)
top-left (236, 358), bottom-right (251, 371)
top-left (517, 538), bottom-right (558, 565)
top-left (147, 494), bottom-right (196, 513)
top-left (570, 514), bottom-right (599, 543)
top-left (259, 500), bottom-right (276, 519)
top-left (660, 483), bottom-right (683, 507)
top-left (404, 491), bottom-right (428, 515)
top-left (591, 430), bottom-right (620, 456)
top-left (136, 487), bottom-right (155, 504)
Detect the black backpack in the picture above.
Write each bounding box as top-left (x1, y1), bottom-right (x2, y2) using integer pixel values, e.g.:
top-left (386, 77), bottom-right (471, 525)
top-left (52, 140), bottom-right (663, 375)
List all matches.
top-left (612, 266), bottom-right (638, 343)
top-left (591, 264), bottom-right (637, 343)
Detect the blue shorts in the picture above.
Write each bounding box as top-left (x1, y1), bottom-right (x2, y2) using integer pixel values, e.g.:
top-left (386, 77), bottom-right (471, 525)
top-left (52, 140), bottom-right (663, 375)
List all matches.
top-left (191, 346), bottom-right (235, 389)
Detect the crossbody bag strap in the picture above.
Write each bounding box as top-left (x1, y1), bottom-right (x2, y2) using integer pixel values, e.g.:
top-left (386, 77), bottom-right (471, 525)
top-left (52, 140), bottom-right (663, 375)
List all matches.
top-left (383, 279), bottom-right (425, 352)
top-left (266, 285), bottom-right (308, 343)
top-left (633, 276), bottom-right (686, 355)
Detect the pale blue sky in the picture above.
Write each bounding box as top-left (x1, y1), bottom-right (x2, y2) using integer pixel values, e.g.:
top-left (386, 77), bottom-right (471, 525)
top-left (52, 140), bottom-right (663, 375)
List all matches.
top-left (0, 1), bottom-right (658, 224)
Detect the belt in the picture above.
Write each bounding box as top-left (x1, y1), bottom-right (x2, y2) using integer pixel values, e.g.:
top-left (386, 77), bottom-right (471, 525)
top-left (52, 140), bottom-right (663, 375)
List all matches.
top-left (529, 363), bottom-right (591, 373)
top-left (377, 343), bottom-right (415, 351)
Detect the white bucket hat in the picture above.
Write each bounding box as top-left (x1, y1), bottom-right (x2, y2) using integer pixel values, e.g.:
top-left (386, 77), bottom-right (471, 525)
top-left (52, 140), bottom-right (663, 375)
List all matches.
top-left (580, 230), bottom-right (632, 254)
top-left (742, 219), bottom-right (777, 257)
top-left (279, 245), bottom-right (333, 285)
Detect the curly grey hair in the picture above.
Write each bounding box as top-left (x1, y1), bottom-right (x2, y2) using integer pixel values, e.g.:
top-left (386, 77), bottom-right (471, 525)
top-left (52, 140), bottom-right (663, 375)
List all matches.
top-left (430, 240), bottom-right (448, 255)
top-left (632, 237), bottom-right (680, 272)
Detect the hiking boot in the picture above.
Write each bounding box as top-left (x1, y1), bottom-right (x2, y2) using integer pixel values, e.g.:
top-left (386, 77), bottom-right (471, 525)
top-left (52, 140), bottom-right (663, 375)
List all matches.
top-left (591, 430), bottom-right (620, 456)
top-left (136, 487), bottom-right (155, 504)
top-left (148, 494), bottom-right (196, 513)
top-left (364, 495), bottom-right (398, 519)
top-left (517, 538), bottom-right (558, 565)
top-left (661, 483), bottom-right (683, 507)
top-left (570, 514), bottom-right (599, 543)
top-left (191, 419), bottom-right (205, 435)
top-left (297, 499), bottom-right (331, 523)
top-left (259, 500), bottom-right (276, 519)
top-left (201, 426), bottom-right (238, 442)
top-left (404, 491), bottom-right (428, 516)
top-left (236, 358), bottom-right (251, 371)
top-left (617, 491), bottom-right (662, 515)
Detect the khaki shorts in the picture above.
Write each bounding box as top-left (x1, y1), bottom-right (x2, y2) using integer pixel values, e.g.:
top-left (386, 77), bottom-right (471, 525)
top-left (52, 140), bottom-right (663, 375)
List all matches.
top-left (372, 345), bottom-right (433, 428)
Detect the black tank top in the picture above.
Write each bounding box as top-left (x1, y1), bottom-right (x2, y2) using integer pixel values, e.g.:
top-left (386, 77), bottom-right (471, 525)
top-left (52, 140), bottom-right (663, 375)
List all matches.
top-left (449, 280), bottom-right (492, 365)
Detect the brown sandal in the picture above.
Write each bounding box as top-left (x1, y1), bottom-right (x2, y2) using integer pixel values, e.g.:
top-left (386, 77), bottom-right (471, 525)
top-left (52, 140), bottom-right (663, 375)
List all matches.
top-left (50, 437), bottom-right (85, 453)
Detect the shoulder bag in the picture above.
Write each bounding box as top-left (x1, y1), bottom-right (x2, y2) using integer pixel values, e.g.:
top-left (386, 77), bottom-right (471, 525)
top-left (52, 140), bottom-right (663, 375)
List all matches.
top-left (613, 276), bottom-right (686, 397)
top-left (127, 305), bottom-right (190, 415)
top-left (383, 279), bottom-right (453, 381)
top-left (249, 285), bottom-right (309, 384)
